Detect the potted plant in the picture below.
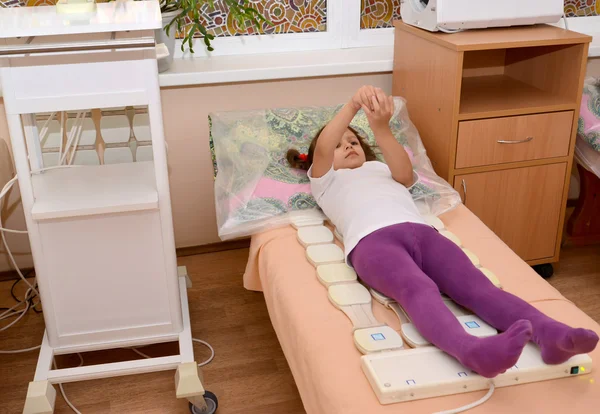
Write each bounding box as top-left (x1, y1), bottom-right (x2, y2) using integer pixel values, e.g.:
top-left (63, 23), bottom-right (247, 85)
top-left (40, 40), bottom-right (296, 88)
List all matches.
top-left (154, 0), bottom-right (271, 72)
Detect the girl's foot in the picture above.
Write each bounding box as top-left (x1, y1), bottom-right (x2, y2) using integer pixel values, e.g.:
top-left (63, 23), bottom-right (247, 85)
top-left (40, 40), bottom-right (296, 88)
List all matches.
top-left (539, 326), bottom-right (599, 365)
top-left (460, 319), bottom-right (532, 378)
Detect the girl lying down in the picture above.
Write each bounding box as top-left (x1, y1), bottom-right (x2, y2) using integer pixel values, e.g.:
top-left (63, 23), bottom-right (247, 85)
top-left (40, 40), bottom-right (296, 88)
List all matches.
top-left (286, 85), bottom-right (599, 378)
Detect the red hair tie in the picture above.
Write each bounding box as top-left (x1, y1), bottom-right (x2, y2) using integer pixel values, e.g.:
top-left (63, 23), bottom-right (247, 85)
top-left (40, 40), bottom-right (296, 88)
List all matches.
top-left (298, 153), bottom-right (308, 161)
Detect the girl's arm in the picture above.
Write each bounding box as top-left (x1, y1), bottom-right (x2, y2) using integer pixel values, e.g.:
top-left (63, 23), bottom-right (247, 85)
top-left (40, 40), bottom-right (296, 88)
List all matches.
top-left (362, 90), bottom-right (414, 187)
top-left (311, 85), bottom-right (378, 178)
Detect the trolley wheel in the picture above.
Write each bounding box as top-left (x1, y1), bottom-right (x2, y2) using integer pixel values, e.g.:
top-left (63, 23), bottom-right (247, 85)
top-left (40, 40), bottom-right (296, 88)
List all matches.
top-left (189, 391), bottom-right (218, 414)
top-left (533, 263), bottom-right (554, 279)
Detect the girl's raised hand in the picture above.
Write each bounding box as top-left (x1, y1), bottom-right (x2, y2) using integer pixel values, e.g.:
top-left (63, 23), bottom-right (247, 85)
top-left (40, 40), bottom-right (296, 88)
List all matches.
top-left (362, 91), bottom-right (394, 133)
top-left (351, 85), bottom-right (379, 111)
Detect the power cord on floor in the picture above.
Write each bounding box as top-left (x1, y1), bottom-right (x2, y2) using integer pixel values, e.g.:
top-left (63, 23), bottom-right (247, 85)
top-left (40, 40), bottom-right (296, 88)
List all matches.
top-left (433, 383), bottom-right (495, 414)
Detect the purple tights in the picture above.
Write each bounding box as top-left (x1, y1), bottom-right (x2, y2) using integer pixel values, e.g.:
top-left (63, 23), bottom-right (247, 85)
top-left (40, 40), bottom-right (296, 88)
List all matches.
top-left (349, 223), bottom-right (598, 378)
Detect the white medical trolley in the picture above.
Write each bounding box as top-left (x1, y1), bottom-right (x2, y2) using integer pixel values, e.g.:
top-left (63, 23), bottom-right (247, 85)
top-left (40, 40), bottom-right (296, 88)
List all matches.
top-left (0, 2), bottom-right (214, 413)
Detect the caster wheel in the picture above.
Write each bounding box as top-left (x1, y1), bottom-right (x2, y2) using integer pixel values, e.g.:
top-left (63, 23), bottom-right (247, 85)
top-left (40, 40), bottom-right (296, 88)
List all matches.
top-left (189, 391), bottom-right (218, 414)
top-left (533, 263), bottom-right (554, 279)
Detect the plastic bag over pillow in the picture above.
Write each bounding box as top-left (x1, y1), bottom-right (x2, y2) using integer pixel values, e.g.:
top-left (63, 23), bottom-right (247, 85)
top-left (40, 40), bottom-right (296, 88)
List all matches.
top-left (209, 97), bottom-right (461, 241)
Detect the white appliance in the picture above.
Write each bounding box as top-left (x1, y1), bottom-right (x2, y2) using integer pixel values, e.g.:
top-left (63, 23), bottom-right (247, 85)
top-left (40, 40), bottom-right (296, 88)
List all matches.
top-left (401, 0), bottom-right (565, 33)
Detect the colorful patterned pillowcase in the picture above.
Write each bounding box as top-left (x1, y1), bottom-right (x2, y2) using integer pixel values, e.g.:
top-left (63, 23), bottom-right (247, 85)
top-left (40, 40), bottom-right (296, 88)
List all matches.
top-left (209, 98), bottom-right (461, 239)
top-left (578, 79), bottom-right (600, 152)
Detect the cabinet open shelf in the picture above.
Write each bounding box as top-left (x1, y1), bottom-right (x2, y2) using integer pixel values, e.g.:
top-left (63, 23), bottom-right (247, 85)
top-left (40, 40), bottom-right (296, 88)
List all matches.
top-left (31, 161), bottom-right (158, 221)
top-left (459, 75), bottom-right (576, 120)
top-left (459, 42), bottom-right (586, 120)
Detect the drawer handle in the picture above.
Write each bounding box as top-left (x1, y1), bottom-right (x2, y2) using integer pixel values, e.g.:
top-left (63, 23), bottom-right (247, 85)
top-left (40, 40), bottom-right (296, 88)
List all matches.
top-left (461, 179), bottom-right (467, 204)
top-left (497, 136), bottom-right (534, 145)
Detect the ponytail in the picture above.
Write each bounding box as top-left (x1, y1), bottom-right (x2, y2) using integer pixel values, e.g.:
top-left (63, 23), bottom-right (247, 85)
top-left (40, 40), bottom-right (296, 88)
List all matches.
top-left (286, 148), bottom-right (310, 171)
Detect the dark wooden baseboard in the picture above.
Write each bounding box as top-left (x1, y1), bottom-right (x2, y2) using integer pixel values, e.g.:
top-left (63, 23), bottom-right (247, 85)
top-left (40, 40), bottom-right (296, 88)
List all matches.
top-left (0, 267), bottom-right (34, 282)
top-left (176, 239), bottom-right (251, 257)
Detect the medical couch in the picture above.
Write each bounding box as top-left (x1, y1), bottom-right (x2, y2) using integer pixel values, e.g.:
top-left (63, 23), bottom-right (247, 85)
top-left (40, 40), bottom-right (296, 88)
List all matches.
top-left (243, 205), bottom-right (600, 413)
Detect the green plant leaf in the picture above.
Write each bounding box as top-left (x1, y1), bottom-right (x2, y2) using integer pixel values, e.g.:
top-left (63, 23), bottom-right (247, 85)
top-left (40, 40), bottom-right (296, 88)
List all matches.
top-left (137, 0), bottom-right (271, 53)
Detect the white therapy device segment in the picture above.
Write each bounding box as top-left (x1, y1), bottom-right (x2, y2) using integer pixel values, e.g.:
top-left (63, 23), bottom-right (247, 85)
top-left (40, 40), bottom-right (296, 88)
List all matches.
top-left (328, 283), bottom-right (383, 329)
top-left (354, 326), bottom-right (404, 354)
top-left (297, 225), bottom-right (334, 247)
top-left (291, 214), bottom-right (324, 229)
top-left (306, 244), bottom-right (345, 266)
top-left (299, 221), bottom-right (404, 354)
top-left (317, 263), bottom-right (357, 287)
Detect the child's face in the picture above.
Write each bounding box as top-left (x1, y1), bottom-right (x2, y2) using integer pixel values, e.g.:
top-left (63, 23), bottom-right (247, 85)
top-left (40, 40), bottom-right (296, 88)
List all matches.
top-left (333, 129), bottom-right (367, 170)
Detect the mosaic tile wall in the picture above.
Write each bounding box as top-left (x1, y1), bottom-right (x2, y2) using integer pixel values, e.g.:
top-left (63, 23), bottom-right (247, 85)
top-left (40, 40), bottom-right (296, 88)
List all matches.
top-left (564, 0), bottom-right (599, 17)
top-left (361, 0), bottom-right (401, 29)
top-left (192, 0), bottom-right (328, 37)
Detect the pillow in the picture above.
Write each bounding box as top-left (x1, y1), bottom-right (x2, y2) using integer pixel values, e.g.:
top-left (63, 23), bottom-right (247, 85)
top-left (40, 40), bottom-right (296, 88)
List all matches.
top-left (209, 97), bottom-right (461, 240)
top-left (578, 77), bottom-right (600, 152)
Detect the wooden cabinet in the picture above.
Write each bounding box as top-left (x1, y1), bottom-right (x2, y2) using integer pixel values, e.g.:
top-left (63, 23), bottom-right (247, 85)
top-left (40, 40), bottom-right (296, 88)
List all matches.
top-left (393, 22), bottom-right (591, 265)
top-left (453, 164), bottom-right (567, 261)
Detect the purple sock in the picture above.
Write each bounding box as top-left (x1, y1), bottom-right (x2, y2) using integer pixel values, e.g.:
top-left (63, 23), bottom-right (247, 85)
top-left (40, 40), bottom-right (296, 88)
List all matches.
top-left (535, 321), bottom-right (599, 364)
top-left (459, 320), bottom-right (532, 378)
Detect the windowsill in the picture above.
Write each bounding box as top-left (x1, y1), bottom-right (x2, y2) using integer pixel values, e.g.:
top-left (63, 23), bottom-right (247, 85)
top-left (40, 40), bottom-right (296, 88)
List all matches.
top-left (158, 46), bottom-right (394, 88)
top-left (588, 33), bottom-right (600, 57)
top-left (0, 27), bottom-right (598, 97)
top-left (159, 37), bottom-right (600, 89)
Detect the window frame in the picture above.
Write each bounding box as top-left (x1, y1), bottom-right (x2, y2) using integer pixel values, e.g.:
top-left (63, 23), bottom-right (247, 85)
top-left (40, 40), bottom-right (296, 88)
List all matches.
top-left (172, 1), bottom-right (600, 59)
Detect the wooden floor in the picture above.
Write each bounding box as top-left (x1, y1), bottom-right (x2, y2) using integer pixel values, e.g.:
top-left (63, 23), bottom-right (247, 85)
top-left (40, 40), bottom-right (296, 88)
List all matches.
top-left (1, 243), bottom-right (599, 414)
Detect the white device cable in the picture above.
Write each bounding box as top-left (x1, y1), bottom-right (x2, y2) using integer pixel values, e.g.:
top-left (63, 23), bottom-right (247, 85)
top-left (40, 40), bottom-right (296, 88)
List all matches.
top-left (59, 111), bottom-right (84, 166)
top-left (53, 353), bottom-right (84, 414)
top-left (58, 111), bottom-right (65, 162)
top-left (0, 295), bottom-right (30, 332)
top-left (437, 25), bottom-right (464, 34)
top-left (68, 111), bottom-right (87, 165)
top-left (563, 13), bottom-right (569, 30)
top-left (433, 383), bottom-right (495, 414)
top-left (193, 338), bottom-right (215, 367)
top-left (0, 177), bottom-right (25, 234)
top-left (0, 292), bottom-right (31, 319)
top-left (0, 175), bottom-right (17, 201)
top-left (37, 112), bottom-right (57, 145)
top-left (0, 344), bottom-right (41, 354)
top-left (0, 189), bottom-right (39, 296)
top-left (130, 338), bottom-right (215, 368)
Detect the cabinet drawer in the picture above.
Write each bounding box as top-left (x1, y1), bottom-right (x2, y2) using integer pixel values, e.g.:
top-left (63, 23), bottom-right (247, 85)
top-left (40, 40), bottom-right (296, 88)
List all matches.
top-left (454, 163), bottom-right (567, 262)
top-left (455, 112), bottom-right (573, 169)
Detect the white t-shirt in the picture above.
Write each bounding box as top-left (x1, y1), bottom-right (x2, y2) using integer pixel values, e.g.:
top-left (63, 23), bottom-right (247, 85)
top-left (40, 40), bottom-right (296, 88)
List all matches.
top-left (308, 161), bottom-right (426, 264)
